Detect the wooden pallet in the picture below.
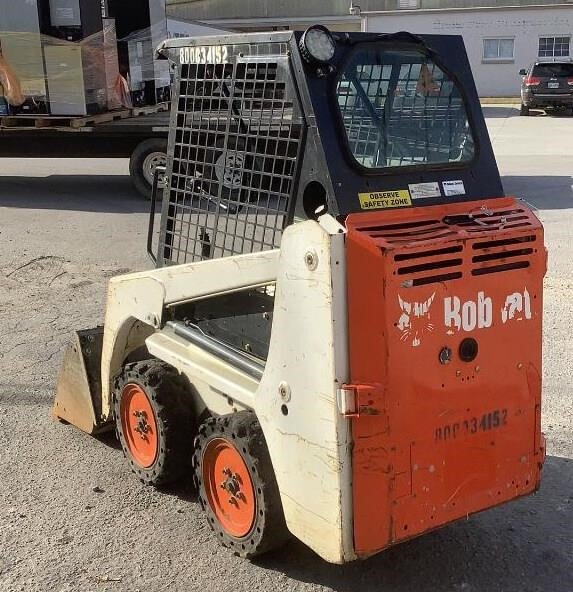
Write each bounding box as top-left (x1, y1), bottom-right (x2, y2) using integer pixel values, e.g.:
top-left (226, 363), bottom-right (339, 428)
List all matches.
top-left (0, 110), bottom-right (128, 129)
top-left (0, 115), bottom-right (53, 129)
top-left (132, 102), bottom-right (170, 117)
top-left (0, 103), bottom-right (170, 130)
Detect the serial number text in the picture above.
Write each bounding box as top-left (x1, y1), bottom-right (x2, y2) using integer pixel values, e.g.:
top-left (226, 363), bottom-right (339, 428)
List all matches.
top-left (180, 45), bottom-right (229, 65)
top-left (435, 409), bottom-right (508, 441)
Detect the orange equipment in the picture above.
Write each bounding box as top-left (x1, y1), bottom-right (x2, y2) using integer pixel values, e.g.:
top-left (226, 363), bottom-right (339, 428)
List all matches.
top-left (346, 197), bottom-right (545, 554)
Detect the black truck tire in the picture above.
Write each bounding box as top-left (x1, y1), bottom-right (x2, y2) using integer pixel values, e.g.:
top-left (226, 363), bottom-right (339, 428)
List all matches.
top-left (129, 138), bottom-right (168, 199)
top-left (520, 104), bottom-right (530, 116)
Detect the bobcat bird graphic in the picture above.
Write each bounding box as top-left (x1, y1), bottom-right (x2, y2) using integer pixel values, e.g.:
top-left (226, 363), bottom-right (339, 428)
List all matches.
top-left (396, 293), bottom-right (436, 347)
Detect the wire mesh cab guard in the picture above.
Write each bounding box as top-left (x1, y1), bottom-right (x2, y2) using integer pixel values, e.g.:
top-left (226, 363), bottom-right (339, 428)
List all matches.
top-left (156, 34), bottom-right (305, 266)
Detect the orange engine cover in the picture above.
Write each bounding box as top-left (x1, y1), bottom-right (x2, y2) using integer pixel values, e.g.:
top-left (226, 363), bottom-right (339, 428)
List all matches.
top-left (345, 197), bottom-right (546, 558)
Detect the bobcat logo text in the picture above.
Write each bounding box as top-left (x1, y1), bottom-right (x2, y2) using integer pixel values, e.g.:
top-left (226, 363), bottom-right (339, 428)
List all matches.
top-left (445, 289), bottom-right (532, 333)
top-left (396, 288), bottom-right (533, 346)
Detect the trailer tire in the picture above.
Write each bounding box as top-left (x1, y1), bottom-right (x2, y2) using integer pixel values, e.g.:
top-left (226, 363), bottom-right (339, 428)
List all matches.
top-left (193, 412), bottom-right (290, 558)
top-left (520, 104), bottom-right (530, 116)
top-left (114, 360), bottom-right (194, 486)
top-left (130, 138), bottom-right (168, 199)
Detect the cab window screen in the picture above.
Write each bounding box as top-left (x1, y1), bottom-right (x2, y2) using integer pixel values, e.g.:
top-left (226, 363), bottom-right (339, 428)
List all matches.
top-left (337, 47), bottom-right (475, 169)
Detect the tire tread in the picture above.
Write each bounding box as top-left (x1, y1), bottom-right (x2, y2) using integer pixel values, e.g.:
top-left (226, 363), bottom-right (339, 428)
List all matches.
top-left (114, 359), bottom-right (194, 486)
top-left (193, 412), bottom-right (290, 558)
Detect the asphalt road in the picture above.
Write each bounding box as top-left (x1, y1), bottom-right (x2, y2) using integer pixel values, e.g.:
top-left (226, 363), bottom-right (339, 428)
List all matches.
top-left (0, 106), bottom-right (572, 592)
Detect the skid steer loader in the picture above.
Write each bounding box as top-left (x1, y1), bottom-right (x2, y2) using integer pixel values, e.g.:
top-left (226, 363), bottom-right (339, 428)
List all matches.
top-left (54, 28), bottom-right (546, 563)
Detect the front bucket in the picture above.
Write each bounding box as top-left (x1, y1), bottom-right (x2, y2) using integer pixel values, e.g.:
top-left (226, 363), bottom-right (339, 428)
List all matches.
top-left (53, 327), bottom-right (111, 435)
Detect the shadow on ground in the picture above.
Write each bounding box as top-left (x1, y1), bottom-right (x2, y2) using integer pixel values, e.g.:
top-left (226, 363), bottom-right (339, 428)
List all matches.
top-left (0, 175), bottom-right (150, 213)
top-left (482, 106), bottom-right (521, 119)
top-left (95, 429), bottom-right (122, 451)
top-left (483, 106), bottom-right (573, 119)
top-left (255, 456), bottom-right (572, 592)
top-left (502, 176), bottom-right (573, 210)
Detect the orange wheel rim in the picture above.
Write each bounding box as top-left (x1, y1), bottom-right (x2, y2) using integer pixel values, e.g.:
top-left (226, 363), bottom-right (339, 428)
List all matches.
top-left (120, 383), bottom-right (158, 468)
top-left (202, 438), bottom-right (256, 538)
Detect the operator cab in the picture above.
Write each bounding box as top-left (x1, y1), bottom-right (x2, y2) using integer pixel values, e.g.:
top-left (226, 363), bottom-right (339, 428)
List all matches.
top-left (155, 27), bottom-right (502, 266)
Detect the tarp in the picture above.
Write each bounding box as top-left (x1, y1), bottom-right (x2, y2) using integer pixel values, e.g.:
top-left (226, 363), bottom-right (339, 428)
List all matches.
top-left (0, 17), bottom-right (229, 116)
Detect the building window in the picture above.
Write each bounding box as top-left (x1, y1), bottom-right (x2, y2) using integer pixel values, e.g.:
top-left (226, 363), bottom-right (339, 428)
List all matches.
top-left (398, 0), bottom-right (419, 8)
top-left (483, 38), bottom-right (515, 61)
top-left (538, 36), bottom-right (570, 58)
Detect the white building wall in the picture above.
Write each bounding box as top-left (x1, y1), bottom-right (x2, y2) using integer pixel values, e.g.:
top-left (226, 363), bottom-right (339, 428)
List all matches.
top-left (363, 7), bottom-right (573, 97)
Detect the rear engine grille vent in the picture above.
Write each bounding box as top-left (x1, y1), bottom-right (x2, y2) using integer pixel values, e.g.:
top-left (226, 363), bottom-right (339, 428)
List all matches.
top-left (361, 219), bottom-right (456, 244)
top-left (359, 207), bottom-right (536, 248)
top-left (471, 234), bottom-right (536, 276)
top-left (394, 245), bottom-right (463, 286)
top-left (394, 245), bottom-right (462, 261)
top-left (350, 206), bottom-right (540, 287)
top-left (448, 208), bottom-right (534, 232)
top-left (390, 234), bottom-right (538, 285)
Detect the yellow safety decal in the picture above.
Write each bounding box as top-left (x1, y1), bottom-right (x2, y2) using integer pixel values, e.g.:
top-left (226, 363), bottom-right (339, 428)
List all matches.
top-left (358, 189), bottom-right (412, 210)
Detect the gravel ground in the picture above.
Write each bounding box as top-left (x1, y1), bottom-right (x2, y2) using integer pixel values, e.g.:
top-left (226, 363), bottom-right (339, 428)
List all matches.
top-left (0, 107), bottom-right (572, 592)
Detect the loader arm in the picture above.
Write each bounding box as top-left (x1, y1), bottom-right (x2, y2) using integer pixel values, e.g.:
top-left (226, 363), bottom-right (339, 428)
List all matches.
top-left (99, 251), bottom-right (279, 419)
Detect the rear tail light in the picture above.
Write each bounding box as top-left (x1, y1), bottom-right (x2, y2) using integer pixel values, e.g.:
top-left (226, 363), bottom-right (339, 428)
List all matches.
top-left (525, 76), bottom-right (541, 87)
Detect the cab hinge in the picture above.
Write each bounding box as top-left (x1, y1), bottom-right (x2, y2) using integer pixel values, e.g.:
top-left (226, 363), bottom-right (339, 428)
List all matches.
top-left (337, 383), bottom-right (383, 417)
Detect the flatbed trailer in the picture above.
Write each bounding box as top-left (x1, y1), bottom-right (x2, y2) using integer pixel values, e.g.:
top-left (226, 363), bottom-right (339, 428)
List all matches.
top-left (0, 103), bottom-right (170, 198)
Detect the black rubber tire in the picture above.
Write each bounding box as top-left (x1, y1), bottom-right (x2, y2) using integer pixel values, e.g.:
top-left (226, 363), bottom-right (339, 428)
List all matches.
top-left (113, 360), bottom-right (195, 486)
top-left (520, 104), bottom-right (530, 116)
top-left (129, 138), bottom-right (168, 199)
top-left (193, 412), bottom-right (290, 558)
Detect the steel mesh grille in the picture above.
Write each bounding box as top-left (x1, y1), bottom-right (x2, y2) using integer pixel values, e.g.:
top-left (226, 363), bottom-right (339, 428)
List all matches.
top-left (160, 44), bottom-right (304, 265)
top-left (337, 51), bottom-right (475, 169)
